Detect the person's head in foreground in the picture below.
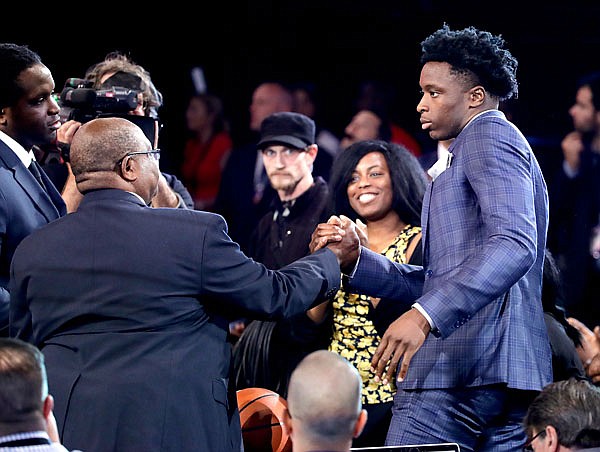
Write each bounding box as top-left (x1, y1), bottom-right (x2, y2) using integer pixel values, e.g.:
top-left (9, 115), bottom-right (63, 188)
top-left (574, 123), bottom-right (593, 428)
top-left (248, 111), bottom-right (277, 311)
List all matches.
top-left (523, 378), bottom-right (600, 451)
top-left (0, 337), bottom-right (56, 439)
top-left (70, 116), bottom-right (160, 205)
top-left (284, 350), bottom-right (367, 452)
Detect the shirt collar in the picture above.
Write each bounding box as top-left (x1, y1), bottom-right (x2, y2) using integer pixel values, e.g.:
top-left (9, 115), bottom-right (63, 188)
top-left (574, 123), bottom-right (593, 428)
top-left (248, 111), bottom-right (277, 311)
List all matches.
top-left (0, 130), bottom-right (35, 166)
top-left (462, 109), bottom-right (500, 132)
top-left (0, 430), bottom-right (51, 446)
top-left (125, 190), bottom-right (148, 205)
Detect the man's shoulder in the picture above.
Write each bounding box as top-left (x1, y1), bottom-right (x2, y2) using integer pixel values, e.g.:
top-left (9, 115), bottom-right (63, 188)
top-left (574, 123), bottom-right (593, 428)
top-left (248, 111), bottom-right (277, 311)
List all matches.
top-left (154, 204), bottom-right (225, 223)
top-left (0, 140), bottom-right (19, 169)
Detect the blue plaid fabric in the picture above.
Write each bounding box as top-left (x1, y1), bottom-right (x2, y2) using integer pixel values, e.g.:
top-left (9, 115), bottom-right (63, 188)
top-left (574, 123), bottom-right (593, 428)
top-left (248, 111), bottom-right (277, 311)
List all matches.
top-left (349, 110), bottom-right (552, 391)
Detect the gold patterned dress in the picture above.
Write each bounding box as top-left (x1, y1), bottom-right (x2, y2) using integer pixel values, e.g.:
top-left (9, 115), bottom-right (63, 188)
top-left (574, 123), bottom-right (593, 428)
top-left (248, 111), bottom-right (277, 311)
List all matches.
top-left (329, 224), bottom-right (422, 406)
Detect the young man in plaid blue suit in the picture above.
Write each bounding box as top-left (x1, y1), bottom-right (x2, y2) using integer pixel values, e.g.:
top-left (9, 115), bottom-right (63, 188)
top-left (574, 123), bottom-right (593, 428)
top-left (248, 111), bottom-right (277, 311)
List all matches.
top-left (314, 24), bottom-right (551, 451)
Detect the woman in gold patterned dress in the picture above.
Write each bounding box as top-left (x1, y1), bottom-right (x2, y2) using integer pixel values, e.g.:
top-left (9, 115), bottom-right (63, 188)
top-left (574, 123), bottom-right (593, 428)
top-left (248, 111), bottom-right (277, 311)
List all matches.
top-left (308, 139), bottom-right (427, 447)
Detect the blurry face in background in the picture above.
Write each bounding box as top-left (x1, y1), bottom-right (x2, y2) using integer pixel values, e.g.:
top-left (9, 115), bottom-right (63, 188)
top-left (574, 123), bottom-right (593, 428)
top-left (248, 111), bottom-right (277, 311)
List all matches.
top-left (186, 97), bottom-right (211, 133)
top-left (292, 88), bottom-right (316, 118)
top-left (569, 85), bottom-right (597, 133)
top-left (341, 110), bottom-right (381, 149)
top-left (347, 151), bottom-right (394, 222)
top-left (249, 84), bottom-right (292, 131)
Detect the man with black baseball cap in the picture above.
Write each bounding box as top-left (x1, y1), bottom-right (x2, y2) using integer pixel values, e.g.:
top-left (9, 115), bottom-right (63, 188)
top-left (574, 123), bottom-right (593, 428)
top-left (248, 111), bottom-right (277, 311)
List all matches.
top-left (232, 111), bottom-right (333, 398)
top-left (257, 111), bottom-right (316, 150)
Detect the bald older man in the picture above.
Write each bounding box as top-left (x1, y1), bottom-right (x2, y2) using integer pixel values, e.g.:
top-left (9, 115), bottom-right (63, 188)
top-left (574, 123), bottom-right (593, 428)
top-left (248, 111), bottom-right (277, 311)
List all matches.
top-left (8, 117), bottom-right (355, 452)
top-left (284, 350), bottom-right (368, 452)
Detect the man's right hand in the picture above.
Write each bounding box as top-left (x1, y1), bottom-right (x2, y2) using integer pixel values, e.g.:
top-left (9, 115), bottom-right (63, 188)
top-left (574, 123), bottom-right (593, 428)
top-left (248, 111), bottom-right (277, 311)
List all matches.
top-left (371, 307), bottom-right (431, 384)
top-left (326, 215), bottom-right (360, 273)
top-left (310, 215), bottom-right (360, 272)
top-left (57, 120), bottom-right (82, 145)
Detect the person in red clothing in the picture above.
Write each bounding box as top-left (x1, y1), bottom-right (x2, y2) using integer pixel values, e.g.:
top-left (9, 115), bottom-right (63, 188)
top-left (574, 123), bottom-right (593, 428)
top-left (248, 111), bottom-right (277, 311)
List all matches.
top-left (180, 93), bottom-right (232, 210)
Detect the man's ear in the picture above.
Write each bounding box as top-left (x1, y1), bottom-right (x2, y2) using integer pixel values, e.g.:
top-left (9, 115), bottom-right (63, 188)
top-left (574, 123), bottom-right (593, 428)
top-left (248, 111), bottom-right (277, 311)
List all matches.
top-left (119, 156), bottom-right (138, 182)
top-left (353, 409), bottom-right (368, 439)
top-left (468, 86), bottom-right (486, 106)
top-left (306, 144), bottom-right (318, 162)
top-left (543, 425), bottom-right (560, 451)
top-left (42, 394), bottom-right (54, 419)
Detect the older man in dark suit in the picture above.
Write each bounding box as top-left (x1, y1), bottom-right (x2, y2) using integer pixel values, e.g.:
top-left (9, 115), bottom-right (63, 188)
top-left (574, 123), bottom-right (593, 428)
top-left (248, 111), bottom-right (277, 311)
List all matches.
top-left (9, 116), bottom-right (353, 452)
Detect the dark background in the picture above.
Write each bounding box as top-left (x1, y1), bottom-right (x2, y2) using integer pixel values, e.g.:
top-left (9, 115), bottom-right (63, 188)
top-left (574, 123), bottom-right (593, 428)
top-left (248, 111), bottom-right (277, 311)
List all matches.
top-left (5, 1), bottom-right (600, 176)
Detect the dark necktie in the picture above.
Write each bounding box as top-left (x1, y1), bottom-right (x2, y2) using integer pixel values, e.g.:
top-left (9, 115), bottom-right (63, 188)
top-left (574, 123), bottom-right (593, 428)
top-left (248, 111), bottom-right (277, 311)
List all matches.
top-left (28, 160), bottom-right (47, 193)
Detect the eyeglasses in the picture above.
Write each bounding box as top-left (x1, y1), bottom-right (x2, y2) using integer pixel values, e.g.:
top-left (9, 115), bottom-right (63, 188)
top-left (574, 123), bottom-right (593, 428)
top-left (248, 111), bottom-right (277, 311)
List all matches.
top-left (260, 147), bottom-right (307, 161)
top-left (116, 149), bottom-right (161, 166)
top-left (523, 429), bottom-right (545, 451)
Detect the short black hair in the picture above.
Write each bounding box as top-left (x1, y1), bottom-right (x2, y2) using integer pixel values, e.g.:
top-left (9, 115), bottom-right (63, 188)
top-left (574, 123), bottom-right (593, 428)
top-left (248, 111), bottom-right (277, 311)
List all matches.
top-left (421, 24), bottom-right (519, 101)
top-left (0, 43), bottom-right (42, 109)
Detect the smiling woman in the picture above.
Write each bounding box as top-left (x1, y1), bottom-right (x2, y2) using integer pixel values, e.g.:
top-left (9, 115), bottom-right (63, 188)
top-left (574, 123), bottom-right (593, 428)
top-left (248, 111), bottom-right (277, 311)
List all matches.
top-left (306, 139), bottom-right (427, 447)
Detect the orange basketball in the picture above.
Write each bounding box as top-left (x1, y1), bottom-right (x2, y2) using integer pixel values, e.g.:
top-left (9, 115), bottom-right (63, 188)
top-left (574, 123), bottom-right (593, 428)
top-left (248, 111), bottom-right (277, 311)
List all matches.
top-left (237, 387), bottom-right (292, 452)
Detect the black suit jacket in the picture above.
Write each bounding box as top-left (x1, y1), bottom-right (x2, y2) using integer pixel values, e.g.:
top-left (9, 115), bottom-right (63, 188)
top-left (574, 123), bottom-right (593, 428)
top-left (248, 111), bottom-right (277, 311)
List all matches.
top-left (9, 189), bottom-right (340, 452)
top-left (0, 141), bottom-right (66, 336)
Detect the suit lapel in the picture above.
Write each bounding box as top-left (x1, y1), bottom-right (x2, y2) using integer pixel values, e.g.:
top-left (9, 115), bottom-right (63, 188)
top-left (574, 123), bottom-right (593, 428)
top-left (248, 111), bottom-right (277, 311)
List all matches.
top-left (422, 182), bottom-right (433, 269)
top-left (0, 142), bottom-right (65, 221)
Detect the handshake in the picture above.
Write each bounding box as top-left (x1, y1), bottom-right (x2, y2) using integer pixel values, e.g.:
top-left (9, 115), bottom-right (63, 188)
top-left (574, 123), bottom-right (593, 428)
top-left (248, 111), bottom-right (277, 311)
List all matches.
top-left (309, 215), bottom-right (367, 273)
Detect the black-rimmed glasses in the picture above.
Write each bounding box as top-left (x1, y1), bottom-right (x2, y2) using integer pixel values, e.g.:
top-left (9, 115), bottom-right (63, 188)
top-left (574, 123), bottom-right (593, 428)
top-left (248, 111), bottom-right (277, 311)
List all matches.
top-left (116, 149), bottom-right (161, 166)
top-left (523, 429), bottom-right (545, 451)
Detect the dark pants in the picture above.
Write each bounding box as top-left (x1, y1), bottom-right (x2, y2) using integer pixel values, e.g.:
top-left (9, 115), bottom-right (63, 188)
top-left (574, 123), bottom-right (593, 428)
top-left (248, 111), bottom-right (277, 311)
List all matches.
top-left (352, 401), bottom-right (393, 448)
top-left (386, 385), bottom-right (538, 452)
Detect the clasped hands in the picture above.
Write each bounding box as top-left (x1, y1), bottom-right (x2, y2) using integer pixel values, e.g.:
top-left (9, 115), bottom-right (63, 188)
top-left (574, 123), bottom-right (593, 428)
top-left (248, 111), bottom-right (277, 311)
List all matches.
top-left (309, 215), bottom-right (361, 273)
top-left (310, 216), bottom-right (430, 384)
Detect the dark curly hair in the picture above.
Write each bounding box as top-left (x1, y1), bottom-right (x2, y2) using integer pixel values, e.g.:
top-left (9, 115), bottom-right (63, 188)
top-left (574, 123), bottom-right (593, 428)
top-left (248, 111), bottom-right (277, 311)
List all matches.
top-left (329, 139), bottom-right (426, 226)
top-left (421, 24), bottom-right (519, 101)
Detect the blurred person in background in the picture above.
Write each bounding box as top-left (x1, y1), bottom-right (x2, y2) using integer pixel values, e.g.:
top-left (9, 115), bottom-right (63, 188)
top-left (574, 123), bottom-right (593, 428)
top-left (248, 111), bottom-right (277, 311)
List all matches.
top-left (179, 92), bottom-right (232, 210)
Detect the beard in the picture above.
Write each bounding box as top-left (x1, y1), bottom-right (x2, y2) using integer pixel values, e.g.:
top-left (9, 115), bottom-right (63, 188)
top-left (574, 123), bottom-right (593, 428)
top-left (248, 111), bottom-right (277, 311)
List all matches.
top-left (269, 173), bottom-right (301, 194)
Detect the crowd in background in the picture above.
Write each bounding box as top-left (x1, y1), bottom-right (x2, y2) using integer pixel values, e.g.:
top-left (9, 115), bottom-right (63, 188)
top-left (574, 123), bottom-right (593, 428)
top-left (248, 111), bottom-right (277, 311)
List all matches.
top-left (2, 19), bottom-right (600, 451)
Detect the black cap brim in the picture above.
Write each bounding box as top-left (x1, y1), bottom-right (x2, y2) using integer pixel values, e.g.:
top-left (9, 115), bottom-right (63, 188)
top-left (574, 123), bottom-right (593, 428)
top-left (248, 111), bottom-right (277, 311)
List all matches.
top-left (257, 135), bottom-right (308, 150)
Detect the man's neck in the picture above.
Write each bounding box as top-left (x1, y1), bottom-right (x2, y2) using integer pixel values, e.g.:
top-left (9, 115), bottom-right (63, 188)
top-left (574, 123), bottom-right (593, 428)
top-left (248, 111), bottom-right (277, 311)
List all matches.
top-left (0, 417), bottom-right (47, 436)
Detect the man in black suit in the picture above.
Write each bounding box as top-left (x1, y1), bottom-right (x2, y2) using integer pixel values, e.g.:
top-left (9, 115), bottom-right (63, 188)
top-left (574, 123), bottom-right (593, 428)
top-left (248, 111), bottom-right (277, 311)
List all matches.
top-left (0, 43), bottom-right (67, 337)
top-left (9, 116), bottom-right (354, 451)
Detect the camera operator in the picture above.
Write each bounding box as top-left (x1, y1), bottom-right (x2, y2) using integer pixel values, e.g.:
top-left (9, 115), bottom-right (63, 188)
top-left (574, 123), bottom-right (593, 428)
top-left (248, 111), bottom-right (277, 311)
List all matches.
top-left (54, 52), bottom-right (193, 212)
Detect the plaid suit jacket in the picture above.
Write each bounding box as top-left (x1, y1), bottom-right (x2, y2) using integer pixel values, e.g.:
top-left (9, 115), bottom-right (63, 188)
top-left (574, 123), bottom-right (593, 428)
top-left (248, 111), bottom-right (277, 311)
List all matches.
top-left (349, 110), bottom-right (552, 391)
